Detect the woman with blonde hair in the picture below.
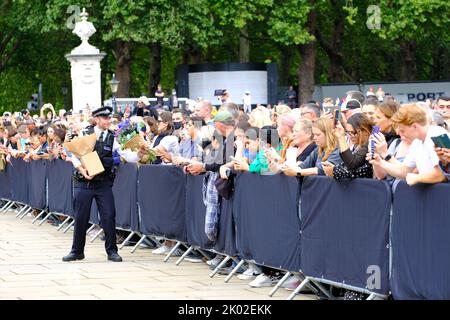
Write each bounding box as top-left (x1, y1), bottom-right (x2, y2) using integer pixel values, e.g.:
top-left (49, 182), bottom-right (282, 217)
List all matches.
top-left (271, 104), bottom-right (292, 127)
top-left (248, 106), bottom-right (272, 128)
top-left (373, 100), bottom-right (400, 147)
top-left (268, 119), bottom-right (317, 173)
top-left (281, 117), bottom-right (342, 177)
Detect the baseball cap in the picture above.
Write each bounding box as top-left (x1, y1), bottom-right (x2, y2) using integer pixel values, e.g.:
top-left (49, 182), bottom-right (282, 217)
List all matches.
top-left (213, 110), bottom-right (234, 125)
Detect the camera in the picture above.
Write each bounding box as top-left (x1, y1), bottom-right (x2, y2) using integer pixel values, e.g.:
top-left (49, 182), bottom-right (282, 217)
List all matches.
top-left (214, 89), bottom-right (226, 97)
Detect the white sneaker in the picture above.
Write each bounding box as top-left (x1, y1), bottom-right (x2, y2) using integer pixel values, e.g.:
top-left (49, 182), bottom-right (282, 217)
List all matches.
top-left (237, 266), bottom-right (261, 280)
top-left (151, 245), bottom-right (171, 255)
top-left (249, 274), bottom-right (276, 288)
top-left (206, 256), bottom-right (222, 267)
top-left (281, 275), bottom-right (302, 290)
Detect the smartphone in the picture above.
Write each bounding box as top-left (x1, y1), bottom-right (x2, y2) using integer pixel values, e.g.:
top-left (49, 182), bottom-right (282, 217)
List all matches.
top-left (431, 134), bottom-right (450, 149)
top-left (225, 167), bottom-right (232, 178)
top-left (333, 109), bottom-right (341, 127)
top-left (371, 125), bottom-right (381, 158)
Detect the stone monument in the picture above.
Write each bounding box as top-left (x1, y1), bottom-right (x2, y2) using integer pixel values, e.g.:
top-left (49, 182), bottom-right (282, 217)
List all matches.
top-left (65, 8), bottom-right (106, 114)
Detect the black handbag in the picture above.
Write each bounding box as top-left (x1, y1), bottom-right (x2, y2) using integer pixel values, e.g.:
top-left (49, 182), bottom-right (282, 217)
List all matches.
top-left (214, 173), bottom-right (235, 200)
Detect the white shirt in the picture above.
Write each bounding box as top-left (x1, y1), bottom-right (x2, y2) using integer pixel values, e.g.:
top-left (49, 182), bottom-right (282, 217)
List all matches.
top-left (403, 126), bottom-right (448, 174)
top-left (71, 126), bottom-right (139, 169)
top-left (151, 135), bottom-right (179, 155)
top-left (242, 94), bottom-right (251, 106)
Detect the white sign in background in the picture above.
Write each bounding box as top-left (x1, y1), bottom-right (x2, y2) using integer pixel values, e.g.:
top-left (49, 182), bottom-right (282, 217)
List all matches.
top-left (188, 71), bottom-right (268, 105)
top-left (318, 82), bottom-right (450, 104)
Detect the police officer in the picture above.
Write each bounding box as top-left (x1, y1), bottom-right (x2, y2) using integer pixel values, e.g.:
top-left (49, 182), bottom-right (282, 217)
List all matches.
top-left (62, 106), bottom-right (140, 262)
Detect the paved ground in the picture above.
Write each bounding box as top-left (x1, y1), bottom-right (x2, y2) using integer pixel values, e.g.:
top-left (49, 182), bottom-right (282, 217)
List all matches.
top-left (0, 209), bottom-right (314, 300)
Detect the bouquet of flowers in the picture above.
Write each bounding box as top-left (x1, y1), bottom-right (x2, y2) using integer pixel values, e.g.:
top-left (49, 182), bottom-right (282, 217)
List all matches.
top-left (115, 119), bottom-right (156, 164)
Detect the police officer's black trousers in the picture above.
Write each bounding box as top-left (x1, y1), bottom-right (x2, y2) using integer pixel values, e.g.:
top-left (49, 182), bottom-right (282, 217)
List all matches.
top-left (71, 182), bottom-right (118, 255)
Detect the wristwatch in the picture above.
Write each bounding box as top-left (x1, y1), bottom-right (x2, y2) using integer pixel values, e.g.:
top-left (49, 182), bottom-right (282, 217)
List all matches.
top-left (383, 154), bottom-right (392, 161)
top-left (296, 168), bottom-right (302, 177)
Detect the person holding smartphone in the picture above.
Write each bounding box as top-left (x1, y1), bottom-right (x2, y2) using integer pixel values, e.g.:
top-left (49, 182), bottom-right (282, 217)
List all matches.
top-left (281, 118), bottom-right (342, 177)
top-left (323, 113), bottom-right (374, 180)
top-left (229, 126), bottom-right (275, 174)
top-left (367, 104), bottom-right (448, 186)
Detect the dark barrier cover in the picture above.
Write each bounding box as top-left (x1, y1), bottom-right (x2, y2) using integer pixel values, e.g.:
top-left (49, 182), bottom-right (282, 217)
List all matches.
top-left (47, 160), bottom-right (74, 216)
top-left (391, 181), bottom-right (450, 300)
top-left (300, 176), bottom-right (391, 295)
top-left (138, 165), bottom-right (187, 242)
top-left (0, 164), bottom-right (12, 199)
top-left (112, 163), bottom-right (139, 231)
top-left (28, 160), bottom-right (47, 210)
top-left (185, 175), bottom-right (214, 250)
top-left (214, 197), bottom-right (238, 256)
top-left (9, 158), bottom-right (29, 203)
top-left (233, 173), bottom-right (301, 271)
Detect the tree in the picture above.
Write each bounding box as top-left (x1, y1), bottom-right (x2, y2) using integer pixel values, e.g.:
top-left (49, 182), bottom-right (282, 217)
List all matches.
top-left (265, 0), bottom-right (314, 103)
top-left (373, 0), bottom-right (450, 81)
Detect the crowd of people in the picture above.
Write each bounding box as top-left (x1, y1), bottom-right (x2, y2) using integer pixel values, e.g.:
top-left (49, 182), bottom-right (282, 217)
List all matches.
top-left (1, 88), bottom-right (450, 299)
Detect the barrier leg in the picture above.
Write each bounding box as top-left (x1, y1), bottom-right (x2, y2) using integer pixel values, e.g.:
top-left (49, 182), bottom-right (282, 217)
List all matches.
top-left (2, 201), bottom-right (15, 213)
top-left (56, 216), bottom-right (71, 230)
top-left (62, 220), bottom-right (75, 233)
top-left (90, 228), bottom-right (103, 242)
top-left (310, 280), bottom-right (334, 300)
top-left (287, 277), bottom-right (311, 300)
top-left (209, 256), bottom-right (230, 278)
top-left (131, 235), bottom-right (147, 253)
top-left (1, 200), bottom-right (12, 213)
top-left (32, 210), bottom-right (47, 224)
top-left (224, 259), bottom-right (245, 283)
top-left (11, 202), bottom-right (21, 214)
top-left (163, 241), bottom-right (182, 262)
top-left (15, 205), bottom-right (28, 218)
top-left (196, 249), bottom-right (211, 260)
top-left (175, 245), bottom-right (193, 266)
top-left (269, 271), bottom-right (291, 297)
top-left (38, 212), bottom-right (53, 226)
top-left (86, 224), bottom-right (96, 235)
top-left (366, 293), bottom-right (376, 300)
top-left (19, 207), bottom-right (32, 219)
top-left (119, 231), bottom-right (135, 250)
top-left (145, 236), bottom-right (159, 248)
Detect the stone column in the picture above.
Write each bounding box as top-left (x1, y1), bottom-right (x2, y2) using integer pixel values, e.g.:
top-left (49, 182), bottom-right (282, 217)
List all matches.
top-left (65, 8), bottom-right (106, 114)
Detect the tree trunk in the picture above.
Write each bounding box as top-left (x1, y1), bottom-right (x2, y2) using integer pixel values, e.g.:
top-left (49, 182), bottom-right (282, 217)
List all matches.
top-left (112, 40), bottom-right (132, 98)
top-left (328, 17), bottom-right (344, 82)
top-left (279, 46), bottom-right (293, 86)
top-left (315, 1), bottom-right (344, 82)
top-left (431, 46), bottom-right (444, 80)
top-left (148, 42), bottom-right (162, 97)
top-left (0, 29), bottom-right (20, 74)
top-left (239, 26), bottom-right (250, 63)
top-left (190, 48), bottom-right (201, 64)
top-left (399, 41), bottom-right (417, 81)
top-left (205, 47), bottom-right (214, 63)
top-left (298, 10), bottom-right (317, 105)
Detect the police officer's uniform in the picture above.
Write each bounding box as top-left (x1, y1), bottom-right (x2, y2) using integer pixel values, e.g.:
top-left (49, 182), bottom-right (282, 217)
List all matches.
top-left (63, 106), bottom-right (139, 262)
